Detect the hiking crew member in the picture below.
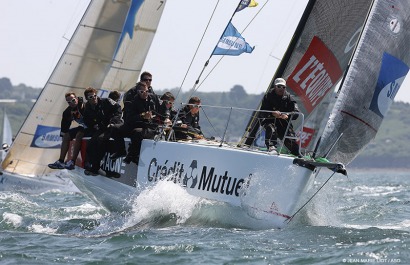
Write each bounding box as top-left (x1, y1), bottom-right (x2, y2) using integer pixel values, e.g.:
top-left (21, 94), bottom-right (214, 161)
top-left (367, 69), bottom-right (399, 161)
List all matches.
top-left (110, 82), bottom-right (158, 164)
top-left (174, 96), bottom-right (204, 140)
top-left (83, 87), bottom-right (123, 176)
top-left (260, 77), bottom-right (300, 156)
top-left (48, 92), bottom-right (91, 170)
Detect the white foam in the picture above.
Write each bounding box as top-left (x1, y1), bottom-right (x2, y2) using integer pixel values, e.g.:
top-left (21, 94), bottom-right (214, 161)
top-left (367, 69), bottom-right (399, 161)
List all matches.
top-left (29, 224), bottom-right (57, 234)
top-left (355, 238), bottom-right (401, 246)
top-left (125, 178), bottom-right (202, 227)
top-left (2, 212), bottom-right (23, 227)
top-left (346, 222), bottom-right (410, 231)
top-left (294, 180), bottom-right (343, 227)
top-left (60, 203), bottom-right (104, 220)
top-left (347, 185), bottom-right (403, 197)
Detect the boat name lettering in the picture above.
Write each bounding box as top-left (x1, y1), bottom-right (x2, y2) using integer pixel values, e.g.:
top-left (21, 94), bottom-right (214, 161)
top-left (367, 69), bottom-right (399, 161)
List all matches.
top-left (147, 158), bottom-right (245, 197)
top-left (292, 55), bottom-right (334, 107)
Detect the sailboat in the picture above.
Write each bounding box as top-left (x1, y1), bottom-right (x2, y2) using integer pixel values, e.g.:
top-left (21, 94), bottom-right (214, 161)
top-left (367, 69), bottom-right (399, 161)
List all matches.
top-left (0, 0), bottom-right (165, 192)
top-left (1, 111), bottom-right (13, 162)
top-left (1, 110), bottom-right (13, 175)
top-left (2, 0), bottom-right (409, 229)
top-left (67, 0), bottom-right (375, 229)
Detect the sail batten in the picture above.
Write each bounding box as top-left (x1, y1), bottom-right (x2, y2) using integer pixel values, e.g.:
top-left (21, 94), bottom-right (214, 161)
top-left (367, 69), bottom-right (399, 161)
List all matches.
top-left (79, 25), bottom-right (123, 34)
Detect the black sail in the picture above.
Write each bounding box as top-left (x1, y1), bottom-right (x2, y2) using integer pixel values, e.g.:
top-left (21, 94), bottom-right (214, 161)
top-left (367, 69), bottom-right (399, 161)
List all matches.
top-left (240, 0), bottom-right (374, 150)
top-left (317, 0), bottom-right (410, 164)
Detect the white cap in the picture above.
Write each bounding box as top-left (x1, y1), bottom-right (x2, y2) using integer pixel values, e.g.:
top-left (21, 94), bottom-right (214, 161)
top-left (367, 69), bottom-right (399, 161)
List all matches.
top-left (274, 78), bottom-right (286, 87)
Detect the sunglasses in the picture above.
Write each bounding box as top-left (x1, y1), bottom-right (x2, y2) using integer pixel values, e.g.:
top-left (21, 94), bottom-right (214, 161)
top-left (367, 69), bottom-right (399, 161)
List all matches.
top-left (87, 94), bottom-right (97, 100)
top-left (66, 98), bottom-right (76, 104)
top-left (163, 100), bottom-right (174, 105)
top-left (138, 90), bottom-right (148, 94)
top-left (142, 78), bottom-right (152, 82)
top-left (276, 85), bottom-right (286, 89)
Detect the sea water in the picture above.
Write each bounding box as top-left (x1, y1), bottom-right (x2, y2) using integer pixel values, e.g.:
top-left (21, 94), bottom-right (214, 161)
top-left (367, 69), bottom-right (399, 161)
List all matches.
top-left (0, 169), bottom-right (409, 264)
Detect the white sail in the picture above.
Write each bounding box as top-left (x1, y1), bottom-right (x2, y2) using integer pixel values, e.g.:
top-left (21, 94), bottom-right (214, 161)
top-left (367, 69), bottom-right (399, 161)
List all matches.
top-left (317, 0), bottom-right (410, 164)
top-left (1, 111), bottom-right (13, 161)
top-left (2, 0), bottom-right (166, 176)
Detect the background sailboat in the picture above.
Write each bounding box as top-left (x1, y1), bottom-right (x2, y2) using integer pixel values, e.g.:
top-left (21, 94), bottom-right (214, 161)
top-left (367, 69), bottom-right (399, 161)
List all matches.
top-left (1, 110), bottom-right (13, 162)
top-left (1, 0), bottom-right (166, 190)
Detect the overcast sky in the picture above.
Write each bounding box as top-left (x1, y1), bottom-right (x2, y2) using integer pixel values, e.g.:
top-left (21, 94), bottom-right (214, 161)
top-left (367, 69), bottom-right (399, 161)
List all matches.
top-left (1, 0), bottom-right (409, 103)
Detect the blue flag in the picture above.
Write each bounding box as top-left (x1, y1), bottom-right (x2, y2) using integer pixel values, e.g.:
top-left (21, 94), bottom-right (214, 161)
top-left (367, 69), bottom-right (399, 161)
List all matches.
top-left (212, 22), bottom-right (254, 56)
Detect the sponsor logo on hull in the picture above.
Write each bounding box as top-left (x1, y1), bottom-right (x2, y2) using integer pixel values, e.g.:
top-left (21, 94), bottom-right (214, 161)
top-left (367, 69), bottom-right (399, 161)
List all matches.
top-left (147, 158), bottom-right (247, 197)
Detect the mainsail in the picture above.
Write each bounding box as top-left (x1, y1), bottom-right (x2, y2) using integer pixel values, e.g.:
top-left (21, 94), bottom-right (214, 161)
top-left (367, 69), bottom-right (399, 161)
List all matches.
top-left (317, 0), bottom-right (410, 164)
top-left (240, 0), bottom-right (374, 149)
top-left (2, 0), bottom-right (166, 176)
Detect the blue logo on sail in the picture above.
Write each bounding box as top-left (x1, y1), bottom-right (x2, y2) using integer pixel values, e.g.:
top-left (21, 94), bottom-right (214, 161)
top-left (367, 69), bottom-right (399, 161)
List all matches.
top-left (113, 0), bottom-right (144, 58)
top-left (369, 52), bottom-right (409, 118)
top-left (30, 125), bottom-right (62, 148)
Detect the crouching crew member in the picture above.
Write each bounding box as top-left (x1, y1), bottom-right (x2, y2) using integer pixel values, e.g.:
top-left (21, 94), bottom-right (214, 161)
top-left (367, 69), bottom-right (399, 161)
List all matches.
top-left (83, 87), bottom-right (123, 176)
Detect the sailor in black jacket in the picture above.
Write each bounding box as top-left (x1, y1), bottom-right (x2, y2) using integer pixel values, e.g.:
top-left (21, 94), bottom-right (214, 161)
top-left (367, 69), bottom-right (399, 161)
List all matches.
top-left (48, 92), bottom-right (90, 170)
top-left (60, 96), bottom-right (86, 135)
top-left (110, 81), bottom-right (158, 164)
top-left (174, 96), bottom-right (203, 140)
top-left (260, 78), bottom-right (300, 156)
top-left (83, 87), bottom-right (123, 175)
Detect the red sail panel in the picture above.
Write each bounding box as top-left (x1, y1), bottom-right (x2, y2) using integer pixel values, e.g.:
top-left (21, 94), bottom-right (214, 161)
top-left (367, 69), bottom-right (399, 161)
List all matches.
top-left (287, 36), bottom-right (342, 114)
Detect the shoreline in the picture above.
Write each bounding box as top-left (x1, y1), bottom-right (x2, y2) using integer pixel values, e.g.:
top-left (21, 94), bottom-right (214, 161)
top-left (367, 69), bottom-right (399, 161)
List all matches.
top-left (347, 167), bottom-right (410, 172)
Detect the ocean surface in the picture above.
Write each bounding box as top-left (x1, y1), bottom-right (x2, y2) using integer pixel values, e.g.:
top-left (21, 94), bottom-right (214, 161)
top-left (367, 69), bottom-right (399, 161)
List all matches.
top-left (0, 169), bottom-right (409, 264)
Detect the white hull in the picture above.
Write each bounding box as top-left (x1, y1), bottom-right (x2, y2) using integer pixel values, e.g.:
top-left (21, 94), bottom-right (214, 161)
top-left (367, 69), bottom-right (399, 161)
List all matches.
top-left (69, 139), bottom-right (316, 229)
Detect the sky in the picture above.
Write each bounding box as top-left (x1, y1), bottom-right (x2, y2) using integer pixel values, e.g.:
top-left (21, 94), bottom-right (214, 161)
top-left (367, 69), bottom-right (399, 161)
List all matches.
top-left (1, 0), bottom-right (410, 103)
